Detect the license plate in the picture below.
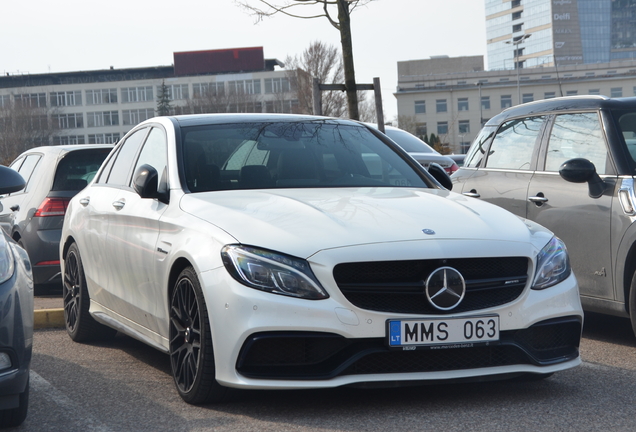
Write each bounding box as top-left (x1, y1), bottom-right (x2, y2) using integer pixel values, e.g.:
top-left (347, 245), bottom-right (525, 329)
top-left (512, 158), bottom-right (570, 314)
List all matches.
top-left (387, 316), bottom-right (499, 348)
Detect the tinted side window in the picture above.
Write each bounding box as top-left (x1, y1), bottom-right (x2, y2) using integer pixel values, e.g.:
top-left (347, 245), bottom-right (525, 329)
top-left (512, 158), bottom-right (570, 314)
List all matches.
top-left (132, 127), bottom-right (168, 192)
top-left (13, 154), bottom-right (41, 193)
top-left (485, 117), bottom-right (545, 170)
top-left (544, 113), bottom-right (608, 174)
top-left (106, 128), bottom-right (148, 186)
top-left (465, 126), bottom-right (496, 168)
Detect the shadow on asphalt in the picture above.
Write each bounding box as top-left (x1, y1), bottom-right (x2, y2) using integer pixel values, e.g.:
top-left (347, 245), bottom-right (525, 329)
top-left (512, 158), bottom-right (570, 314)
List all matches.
top-left (582, 311), bottom-right (636, 347)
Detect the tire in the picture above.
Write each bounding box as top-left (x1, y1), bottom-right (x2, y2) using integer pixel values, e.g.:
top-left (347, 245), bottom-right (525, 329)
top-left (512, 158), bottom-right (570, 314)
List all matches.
top-left (0, 377), bottom-right (29, 428)
top-left (629, 271), bottom-right (636, 337)
top-left (63, 243), bottom-right (116, 342)
top-left (169, 266), bottom-right (230, 404)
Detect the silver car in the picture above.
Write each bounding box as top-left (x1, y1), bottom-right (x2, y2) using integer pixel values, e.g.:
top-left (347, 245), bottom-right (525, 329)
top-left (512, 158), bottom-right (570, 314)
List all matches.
top-left (453, 95), bottom-right (636, 335)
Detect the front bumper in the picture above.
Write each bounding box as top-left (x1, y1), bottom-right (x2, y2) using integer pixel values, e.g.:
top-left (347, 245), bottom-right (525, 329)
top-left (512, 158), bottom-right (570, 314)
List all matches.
top-left (201, 264), bottom-right (582, 390)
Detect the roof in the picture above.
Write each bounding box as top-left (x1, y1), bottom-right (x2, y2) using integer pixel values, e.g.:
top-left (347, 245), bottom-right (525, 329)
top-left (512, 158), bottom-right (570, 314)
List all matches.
top-left (486, 96), bottom-right (636, 126)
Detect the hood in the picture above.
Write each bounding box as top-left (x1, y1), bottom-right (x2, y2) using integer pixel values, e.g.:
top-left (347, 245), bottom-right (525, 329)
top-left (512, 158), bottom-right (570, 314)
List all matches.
top-left (179, 188), bottom-right (552, 258)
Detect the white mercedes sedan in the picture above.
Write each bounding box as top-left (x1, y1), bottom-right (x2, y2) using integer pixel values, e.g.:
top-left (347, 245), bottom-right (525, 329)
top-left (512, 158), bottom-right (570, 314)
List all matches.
top-left (60, 114), bottom-right (583, 404)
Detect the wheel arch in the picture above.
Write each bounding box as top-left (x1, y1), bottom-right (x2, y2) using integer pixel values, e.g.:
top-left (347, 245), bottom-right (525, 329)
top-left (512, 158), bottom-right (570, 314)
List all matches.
top-left (167, 257), bottom-right (194, 305)
top-left (617, 231), bottom-right (636, 316)
top-left (60, 235), bottom-right (77, 262)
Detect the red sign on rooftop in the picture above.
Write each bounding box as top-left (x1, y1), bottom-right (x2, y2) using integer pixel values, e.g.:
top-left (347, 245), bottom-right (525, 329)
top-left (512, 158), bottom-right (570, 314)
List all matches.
top-left (173, 47), bottom-right (265, 76)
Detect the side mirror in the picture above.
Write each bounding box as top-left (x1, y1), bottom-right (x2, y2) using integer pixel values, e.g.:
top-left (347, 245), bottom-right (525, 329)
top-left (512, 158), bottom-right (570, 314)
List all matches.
top-left (0, 166), bottom-right (26, 195)
top-left (559, 158), bottom-right (605, 198)
top-left (428, 163), bottom-right (453, 191)
top-left (133, 164), bottom-right (169, 203)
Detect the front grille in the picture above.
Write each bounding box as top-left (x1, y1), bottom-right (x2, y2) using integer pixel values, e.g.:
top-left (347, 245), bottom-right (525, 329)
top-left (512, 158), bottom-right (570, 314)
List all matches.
top-left (236, 317), bottom-right (581, 380)
top-left (333, 257), bottom-right (529, 314)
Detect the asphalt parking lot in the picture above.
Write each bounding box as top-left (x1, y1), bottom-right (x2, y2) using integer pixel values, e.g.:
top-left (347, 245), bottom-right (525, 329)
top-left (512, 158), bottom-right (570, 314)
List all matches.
top-left (26, 289), bottom-right (636, 432)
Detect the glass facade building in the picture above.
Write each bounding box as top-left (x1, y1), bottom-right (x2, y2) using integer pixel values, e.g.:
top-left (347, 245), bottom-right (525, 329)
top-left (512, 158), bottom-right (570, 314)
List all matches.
top-left (487, 0), bottom-right (636, 70)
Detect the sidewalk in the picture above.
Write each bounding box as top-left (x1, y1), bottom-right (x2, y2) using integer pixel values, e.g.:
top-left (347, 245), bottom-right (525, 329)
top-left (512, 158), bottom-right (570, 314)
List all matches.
top-left (34, 294), bottom-right (64, 329)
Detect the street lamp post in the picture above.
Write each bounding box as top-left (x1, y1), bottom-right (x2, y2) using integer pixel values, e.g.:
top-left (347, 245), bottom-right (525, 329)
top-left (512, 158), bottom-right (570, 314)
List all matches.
top-left (505, 34), bottom-right (531, 105)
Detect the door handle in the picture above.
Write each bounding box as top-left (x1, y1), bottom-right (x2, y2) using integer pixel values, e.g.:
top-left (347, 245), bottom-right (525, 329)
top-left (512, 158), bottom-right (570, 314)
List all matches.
top-left (10, 205), bottom-right (19, 211)
top-left (528, 195), bottom-right (548, 204)
top-left (112, 200), bottom-right (125, 210)
top-left (462, 190), bottom-right (480, 198)
top-left (79, 197), bottom-right (90, 206)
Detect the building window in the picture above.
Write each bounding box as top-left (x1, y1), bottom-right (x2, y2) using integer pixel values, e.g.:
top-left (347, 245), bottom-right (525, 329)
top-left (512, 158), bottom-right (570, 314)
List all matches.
top-left (611, 87), bottom-right (623, 97)
top-left (512, 23), bottom-right (523, 33)
top-left (436, 99), bottom-right (447, 113)
top-left (53, 135), bottom-right (86, 145)
top-left (566, 90), bottom-right (578, 96)
top-left (53, 113), bottom-right (83, 129)
top-left (158, 84), bottom-right (189, 100)
top-left (50, 91), bottom-right (82, 107)
top-left (88, 133), bottom-right (120, 144)
top-left (544, 92), bottom-right (556, 99)
top-left (589, 89), bottom-right (600, 95)
top-left (14, 93), bottom-right (46, 108)
top-left (458, 120), bottom-right (470, 134)
top-left (416, 123), bottom-right (427, 138)
top-left (512, 11), bottom-right (522, 20)
top-left (414, 100), bottom-right (426, 114)
top-left (192, 82), bottom-right (225, 97)
top-left (87, 111), bottom-right (119, 127)
top-left (0, 95), bottom-right (9, 108)
top-left (437, 121), bottom-right (448, 135)
top-left (86, 89), bottom-right (117, 105)
top-left (121, 86), bottom-right (153, 103)
top-left (228, 79), bottom-right (261, 95)
top-left (522, 93), bottom-right (534, 103)
top-left (457, 98), bottom-right (469, 111)
top-left (264, 78), bottom-right (290, 94)
top-left (501, 95), bottom-right (512, 109)
top-left (481, 96), bottom-right (490, 110)
top-left (265, 100), bottom-right (296, 113)
top-left (511, 0), bottom-right (521, 6)
top-left (122, 109), bottom-right (155, 126)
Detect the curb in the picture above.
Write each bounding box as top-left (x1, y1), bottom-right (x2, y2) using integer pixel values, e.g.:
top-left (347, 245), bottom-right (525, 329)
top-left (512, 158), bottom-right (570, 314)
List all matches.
top-left (34, 308), bottom-right (65, 329)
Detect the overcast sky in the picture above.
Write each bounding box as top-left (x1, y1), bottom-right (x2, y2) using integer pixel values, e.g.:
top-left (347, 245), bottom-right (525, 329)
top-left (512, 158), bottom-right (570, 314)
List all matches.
top-left (1, 0), bottom-right (487, 120)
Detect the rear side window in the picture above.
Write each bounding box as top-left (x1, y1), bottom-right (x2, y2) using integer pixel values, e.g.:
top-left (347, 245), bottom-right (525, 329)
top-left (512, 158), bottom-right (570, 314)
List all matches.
top-left (485, 116), bottom-right (545, 170)
top-left (544, 113), bottom-right (609, 174)
top-left (464, 126), bottom-right (496, 168)
top-left (9, 154), bottom-right (41, 193)
top-left (52, 148), bottom-right (112, 191)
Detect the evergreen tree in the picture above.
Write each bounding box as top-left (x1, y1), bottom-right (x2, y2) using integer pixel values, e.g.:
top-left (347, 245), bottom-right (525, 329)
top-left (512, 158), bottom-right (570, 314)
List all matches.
top-left (156, 81), bottom-right (172, 116)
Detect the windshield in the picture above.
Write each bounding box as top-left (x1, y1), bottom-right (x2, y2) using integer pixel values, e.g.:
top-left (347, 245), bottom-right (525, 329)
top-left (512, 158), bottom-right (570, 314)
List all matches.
top-left (384, 128), bottom-right (437, 154)
top-left (180, 121), bottom-right (429, 192)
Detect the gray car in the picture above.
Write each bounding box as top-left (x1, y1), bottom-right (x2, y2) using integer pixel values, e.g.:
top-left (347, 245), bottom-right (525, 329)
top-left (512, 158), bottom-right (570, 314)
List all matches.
top-left (452, 95), bottom-right (636, 334)
top-left (0, 165), bottom-right (33, 428)
top-left (368, 125), bottom-right (459, 175)
top-left (0, 145), bottom-right (112, 288)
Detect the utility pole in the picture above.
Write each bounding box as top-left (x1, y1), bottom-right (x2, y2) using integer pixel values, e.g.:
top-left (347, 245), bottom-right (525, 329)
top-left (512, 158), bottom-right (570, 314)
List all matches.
top-left (506, 34), bottom-right (531, 105)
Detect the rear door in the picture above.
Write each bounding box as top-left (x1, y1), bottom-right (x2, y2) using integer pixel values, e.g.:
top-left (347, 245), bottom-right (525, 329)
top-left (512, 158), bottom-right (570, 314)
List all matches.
top-left (459, 116), bottom-right (547, 218)
top-left (527, 112), bottom-right (616, 300)
top-left (0, 153), bottom-right (42, 235)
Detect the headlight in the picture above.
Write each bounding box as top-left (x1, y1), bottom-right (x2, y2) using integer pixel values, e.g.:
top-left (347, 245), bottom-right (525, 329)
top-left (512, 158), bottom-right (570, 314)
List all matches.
top-left (0, 239), bottom-right (15, 285)
top-left (221, 245), bottom-right (328, 300)
top-left (532, 236), bottom-right (571, 290)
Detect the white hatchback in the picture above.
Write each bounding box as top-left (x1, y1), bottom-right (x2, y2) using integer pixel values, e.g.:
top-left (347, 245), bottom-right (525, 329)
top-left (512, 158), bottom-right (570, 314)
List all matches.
top-left (60, 114), bottom-right (583, 404)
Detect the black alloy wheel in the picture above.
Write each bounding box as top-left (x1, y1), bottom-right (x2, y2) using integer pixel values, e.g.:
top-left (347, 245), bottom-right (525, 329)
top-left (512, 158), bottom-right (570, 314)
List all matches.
top-left (169, 266), bottom-right (229, 404)
top-left (63, 243), bottom-right (116, 342)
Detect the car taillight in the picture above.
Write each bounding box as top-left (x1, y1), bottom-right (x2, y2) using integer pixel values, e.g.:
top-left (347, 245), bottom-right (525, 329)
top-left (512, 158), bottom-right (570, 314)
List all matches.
top-left (445, 163), bottom-right (460, 174)
top-left (34, 197), bottom-right (70, 217)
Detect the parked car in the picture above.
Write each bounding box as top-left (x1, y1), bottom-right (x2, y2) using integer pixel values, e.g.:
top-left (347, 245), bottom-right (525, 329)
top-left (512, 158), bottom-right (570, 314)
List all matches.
top-left (0, 166), bottom-right (33, 428)
top-left (61, 114), bottom-right (582, 404)
top-left (452, 95), bottom-right (636, 334)
top-left (368, 124), bottom-right (459, 174)
top-left (0, 145), bottom-right (112, 289)
top-left (448, 153), bottom-right (466, 167)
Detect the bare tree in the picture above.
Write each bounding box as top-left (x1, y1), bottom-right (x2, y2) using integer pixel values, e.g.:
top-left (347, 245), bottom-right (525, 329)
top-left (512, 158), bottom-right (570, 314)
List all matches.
top-left (285, 41), bottom-right (346, 117)
top-left (235, 0), bottom-right (375, 120)
top-left (0, 99), bottom-right (59, 165)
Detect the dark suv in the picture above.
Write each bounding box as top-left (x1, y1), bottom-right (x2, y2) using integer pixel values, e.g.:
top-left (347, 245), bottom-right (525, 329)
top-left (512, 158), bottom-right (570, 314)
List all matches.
top-left (0, 145), bottom-right (112, 288)
top-left (452, 96), bottom-right (636, 334)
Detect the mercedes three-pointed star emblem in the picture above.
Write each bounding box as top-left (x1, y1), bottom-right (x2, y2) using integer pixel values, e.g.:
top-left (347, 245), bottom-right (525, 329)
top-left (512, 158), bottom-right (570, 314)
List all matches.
top-left (425, 267), bottom-right (466, 310)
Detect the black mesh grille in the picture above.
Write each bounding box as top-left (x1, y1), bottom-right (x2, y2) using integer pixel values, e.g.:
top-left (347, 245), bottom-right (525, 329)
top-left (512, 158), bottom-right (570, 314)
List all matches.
top-left (333, 257), bottom-right (529, 314)
top-left (236, 317), bottom-right (581, 380)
